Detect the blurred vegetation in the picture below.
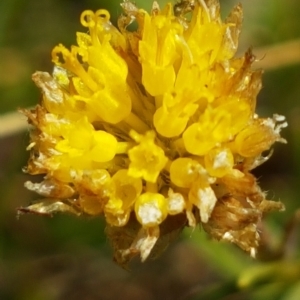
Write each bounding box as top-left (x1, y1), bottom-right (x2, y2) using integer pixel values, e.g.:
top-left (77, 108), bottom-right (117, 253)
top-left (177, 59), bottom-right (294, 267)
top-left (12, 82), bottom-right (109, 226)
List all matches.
top-left (0, 0), bottom-right (299, 299)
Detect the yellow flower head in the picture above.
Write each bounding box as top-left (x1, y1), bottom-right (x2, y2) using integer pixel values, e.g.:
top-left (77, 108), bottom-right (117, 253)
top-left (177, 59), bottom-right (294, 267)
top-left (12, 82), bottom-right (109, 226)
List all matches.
top-left (22, 0), bottom-right (287, 267)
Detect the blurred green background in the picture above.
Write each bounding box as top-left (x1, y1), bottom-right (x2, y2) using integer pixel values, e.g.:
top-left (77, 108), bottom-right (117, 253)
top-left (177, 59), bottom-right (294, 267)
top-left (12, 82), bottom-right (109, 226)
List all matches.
top-left (0, 0), bottom-right (299, 299)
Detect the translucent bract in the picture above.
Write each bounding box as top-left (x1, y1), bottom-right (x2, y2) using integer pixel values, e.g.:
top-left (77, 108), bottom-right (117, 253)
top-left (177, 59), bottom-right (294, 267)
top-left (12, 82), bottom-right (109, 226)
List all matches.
top-left (21, 0), bottom-right (287, 267)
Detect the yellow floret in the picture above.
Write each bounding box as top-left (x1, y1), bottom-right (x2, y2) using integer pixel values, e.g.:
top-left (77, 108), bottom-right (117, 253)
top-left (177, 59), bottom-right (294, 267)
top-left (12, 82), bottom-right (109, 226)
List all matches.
top-left (105, 169), bottom-right (142, 226)
top-left (183, 100), bottom-right (251, 155)
top-left (135, 192), bottom-right (168, 227)
top-left (233, 119), bottom-right (282, 157)
top-left (139, 5), bottom-right (181, 96)
top-left (55, 117), bottom-right (118, 163)
top-left (170, 157), bottom-right (207, 188)
top-left (128, 130), bottom-right (168, 183)
top-left (204, 147), bottom-right (234, 177)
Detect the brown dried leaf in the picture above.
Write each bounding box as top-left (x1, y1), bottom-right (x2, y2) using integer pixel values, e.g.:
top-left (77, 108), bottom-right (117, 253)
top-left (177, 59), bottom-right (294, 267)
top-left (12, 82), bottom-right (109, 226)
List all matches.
top-left (24, 180), bottom-right (75, 198)
top-left (17, 199), bottom-right (81, 217)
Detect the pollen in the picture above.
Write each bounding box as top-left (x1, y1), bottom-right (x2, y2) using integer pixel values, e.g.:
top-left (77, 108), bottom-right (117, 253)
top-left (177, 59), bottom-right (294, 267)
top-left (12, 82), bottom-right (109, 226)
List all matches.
top-left (22, 0), bottom-right (287, 267)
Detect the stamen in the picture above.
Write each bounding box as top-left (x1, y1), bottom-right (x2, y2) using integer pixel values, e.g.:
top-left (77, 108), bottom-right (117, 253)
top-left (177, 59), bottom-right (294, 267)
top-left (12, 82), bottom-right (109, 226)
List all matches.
top-left (124, 112), bottom-right (150, 133)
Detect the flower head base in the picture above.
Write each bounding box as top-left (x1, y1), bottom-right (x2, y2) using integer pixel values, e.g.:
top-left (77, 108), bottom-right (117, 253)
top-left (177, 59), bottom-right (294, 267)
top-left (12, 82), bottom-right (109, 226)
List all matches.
top-left (21, 0), bottom-right (287, 267)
